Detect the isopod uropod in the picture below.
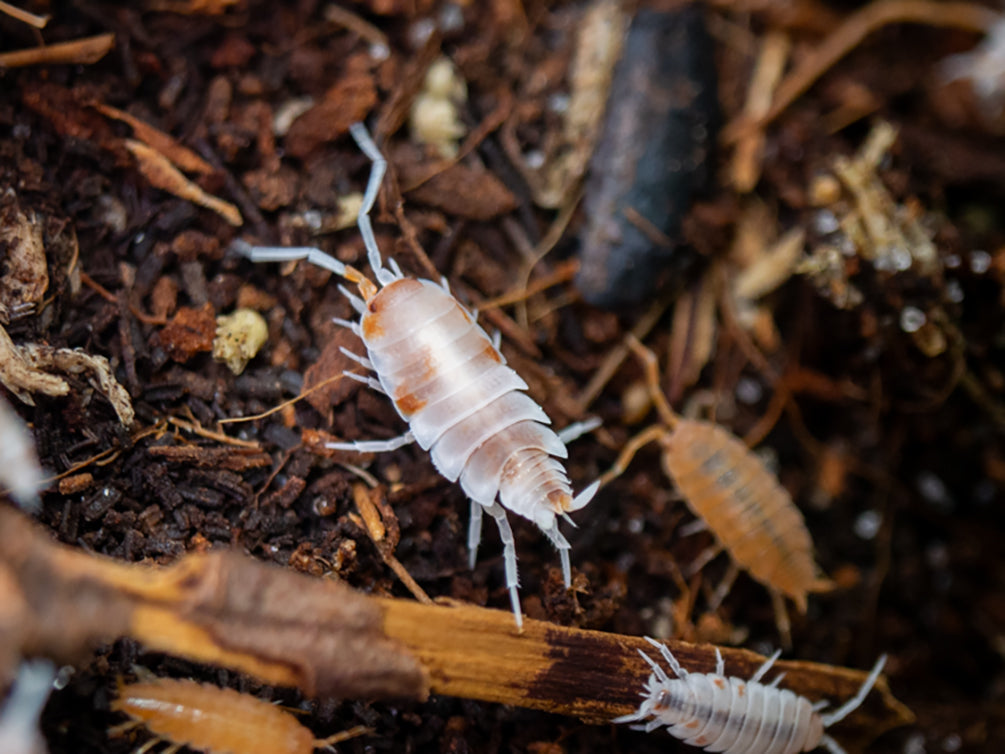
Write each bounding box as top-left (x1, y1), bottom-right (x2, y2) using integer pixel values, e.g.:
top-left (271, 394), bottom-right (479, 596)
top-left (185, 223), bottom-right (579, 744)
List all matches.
top-left (110, 677), bottom-right (368, 754)
top-left (615, 638), bottom-right (887, 754)
top-left (233, 123), bottom-right (599, 629)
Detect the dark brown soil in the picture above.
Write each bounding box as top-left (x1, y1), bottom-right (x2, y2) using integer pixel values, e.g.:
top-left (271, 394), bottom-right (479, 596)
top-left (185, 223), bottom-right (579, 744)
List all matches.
top-left (1, 1), bottom-right (1003, 752)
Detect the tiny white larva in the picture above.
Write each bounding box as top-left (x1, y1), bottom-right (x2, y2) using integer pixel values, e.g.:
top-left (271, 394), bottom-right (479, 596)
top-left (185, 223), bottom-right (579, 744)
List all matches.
top-left (234, 122), bottom-right (599, 629)
top-left (615, 638), bottom-right (887, 754)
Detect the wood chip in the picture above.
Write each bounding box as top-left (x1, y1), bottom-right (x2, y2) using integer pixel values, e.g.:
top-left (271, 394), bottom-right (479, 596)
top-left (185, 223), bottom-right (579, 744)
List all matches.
top-left (18, 343), bottom-right (135, 425)
top-left (146, 445), bottom-right (273, 471)
top-left (0, 32), bottom-right (114, 68)
top-left (125, 139), bottom-right (242, 226)
top-left (95, 103), bottom-right (213, 175)
top-left (156, 304), bottom-right (217, 363)
top-left (0, 196), bottom-right (48, 323)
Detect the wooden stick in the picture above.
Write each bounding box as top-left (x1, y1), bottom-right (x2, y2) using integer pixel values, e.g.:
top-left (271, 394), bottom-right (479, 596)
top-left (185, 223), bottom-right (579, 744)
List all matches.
top-left (0, 33), bottom-right (114, 68)
top-left (378, 599), bottom-right (912, 747)
top-left (722, 0), bottom-right (999, 144)
top-left (0, 506), bottom-right (912, 748)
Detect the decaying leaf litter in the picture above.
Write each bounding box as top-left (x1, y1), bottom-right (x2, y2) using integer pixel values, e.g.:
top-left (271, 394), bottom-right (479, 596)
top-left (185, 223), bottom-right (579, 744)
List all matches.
top-left (1, 0), bottom-right (1003, 752)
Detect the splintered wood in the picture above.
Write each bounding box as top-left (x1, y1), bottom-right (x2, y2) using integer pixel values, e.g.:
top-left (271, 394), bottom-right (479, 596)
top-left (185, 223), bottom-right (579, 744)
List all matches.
top-left (0, 505), bottom-right (912, 748)
top-left (376, 599), bottom-right (912, 749)
top-left (0, 506), bottom-right (427, 700)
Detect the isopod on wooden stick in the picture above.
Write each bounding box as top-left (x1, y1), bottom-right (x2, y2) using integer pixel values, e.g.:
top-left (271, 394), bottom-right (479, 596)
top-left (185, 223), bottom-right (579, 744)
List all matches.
top-left (615, 638), bottom-right (887, 754)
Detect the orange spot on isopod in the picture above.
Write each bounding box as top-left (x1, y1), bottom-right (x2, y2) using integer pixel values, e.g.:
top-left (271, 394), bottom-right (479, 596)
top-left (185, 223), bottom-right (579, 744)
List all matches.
top-left (361, 313), bottom-right (383, 339)
top-left (394, 389), bottom-right (426, 416)
top-left (482, 342), bottom-right (502, 362)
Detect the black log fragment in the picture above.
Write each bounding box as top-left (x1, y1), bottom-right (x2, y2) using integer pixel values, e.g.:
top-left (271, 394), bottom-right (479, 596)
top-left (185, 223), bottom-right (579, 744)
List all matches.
top-left (577, 4), bottom-right (718, 309)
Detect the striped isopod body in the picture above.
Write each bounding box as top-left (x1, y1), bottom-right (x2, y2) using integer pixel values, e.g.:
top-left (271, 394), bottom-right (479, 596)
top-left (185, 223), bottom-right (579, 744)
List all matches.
top-left (234, 123), bottom-right (599, 629)
top-left (110, 678), bottom-right (367, 754)
top-left (615, 639), bottom-right (887, 754)
top-left (599, 337), bottom-right (830, 639)
top-left (661, 419), bottom-right (826, 613)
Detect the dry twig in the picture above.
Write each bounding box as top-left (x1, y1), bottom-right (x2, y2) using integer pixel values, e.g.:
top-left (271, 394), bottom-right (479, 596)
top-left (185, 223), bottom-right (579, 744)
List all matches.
top-left (0, 33), bottom-right (114, 68)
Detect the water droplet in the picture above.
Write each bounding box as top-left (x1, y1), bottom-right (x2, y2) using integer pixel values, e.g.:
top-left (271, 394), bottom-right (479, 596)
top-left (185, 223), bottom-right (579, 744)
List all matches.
top-left (903, 731), bottom-right (926, 754)
top-left (970, 249), bottom-right (992, 274)
top-left (524, 150), bottom-right (545, 170)
top-left (900, 306), bottom-right (926, 333)
top-left (917, 471), bottom-right (954, 512)
top-left (439, 3), bottom-right (465, 32)
top-left (548, 93), bottom-right (570, 114)
top-left (812, 210), bottom-right (840, 235)
top-left (735, 377), bottom-right (763, 405)
top-left (946, 279), bottom-right (964, 303)
top-left (853, 509), bottom-right (882, 540)
top-left (942, 734), bottom-right (962, 752)
top-left (892, 245), bottom-right (913, 271)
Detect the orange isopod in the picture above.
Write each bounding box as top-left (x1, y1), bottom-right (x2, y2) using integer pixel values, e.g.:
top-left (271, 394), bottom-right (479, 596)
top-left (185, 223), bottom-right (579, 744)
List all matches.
top-left (600, 338), bottom-right (831, 635)
top-left (660, 417), bottom-right (826, 613)
top-left (111, 677), bottom-right (367, 754)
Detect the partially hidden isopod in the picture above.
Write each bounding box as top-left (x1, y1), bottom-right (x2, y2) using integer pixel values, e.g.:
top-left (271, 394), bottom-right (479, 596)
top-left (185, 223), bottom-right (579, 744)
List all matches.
top-left (615, 638), bottom-right (887, 754)
top-left (110, 677), bottom-right (368, 754)
top-left (233, 123), bottom-right (599, 629)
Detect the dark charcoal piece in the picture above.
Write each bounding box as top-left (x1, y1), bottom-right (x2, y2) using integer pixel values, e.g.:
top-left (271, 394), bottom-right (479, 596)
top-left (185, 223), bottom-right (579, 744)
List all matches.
top-left (576, 4), bottom-right (719, 309)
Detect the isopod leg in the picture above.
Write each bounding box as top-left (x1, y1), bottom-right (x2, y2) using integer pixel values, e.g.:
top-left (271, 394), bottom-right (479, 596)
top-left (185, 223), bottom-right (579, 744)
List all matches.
top-left (468, 500), bottom-right (483, 569)
top-left (556, 416), bottom-right (602, 445)
top-left (818, 734), bottom-right (848, 754)
top-left (316, 724), bottom-right (374, 749)
top-left (540, 521), bottom-right (572, 588)
top-left (135, 736), bottom-right (164, 754)
top-left (820, 654), bottom-right (887, 727)
top-left (339, 346), bottom-right (374, 370)
top-left (485, 502), bottom-right (523, 630)
top-left (707, 561), bottom-right (739, 610)
top-left (677, 517), bottom-right (709, 537)
top-left (331, 317), bottom-right (362, 336)
top-left (683, 543), bottom-right (722, 578)
top-left (347, 122), bottom-right (398, 287)
top-left (597, 424), bottom-right (667, 488)
top-left (326, 430), bottom-right (415, 453)
top-left (231, 241), bottom-right (349, 277)
top-left (338, 284), bottom-right (368, 314)
top-left (749, 649), bottom-right (783, 683)
top-left (342, 370), bottom-right (386, 394)
top-left (634, 649), bottom-right (671, 686)
top-left (643, 637), bottom-right (688, 679)
top-left (770, 588), bottom-right (793, 650)
top-left (625, 334), bottom-right (678, 428)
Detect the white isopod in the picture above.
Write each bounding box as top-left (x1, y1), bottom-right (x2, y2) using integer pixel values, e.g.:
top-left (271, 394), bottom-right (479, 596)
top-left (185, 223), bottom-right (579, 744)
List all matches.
top-left (234, 123), bottom-right (599, 629)
top-left (615, 638), bottom-right (887, 754)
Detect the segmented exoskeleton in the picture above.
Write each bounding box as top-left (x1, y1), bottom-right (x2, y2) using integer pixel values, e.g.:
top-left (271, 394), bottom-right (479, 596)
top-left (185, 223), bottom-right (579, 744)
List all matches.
top-left (615, 638), bottom-right (887, 754)
top-left (110, 677), bottom-right (367, 754)
top-left (599, 337), bottom-right (832, 642)
top-left (234, 123), bottom-right (599, 629)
